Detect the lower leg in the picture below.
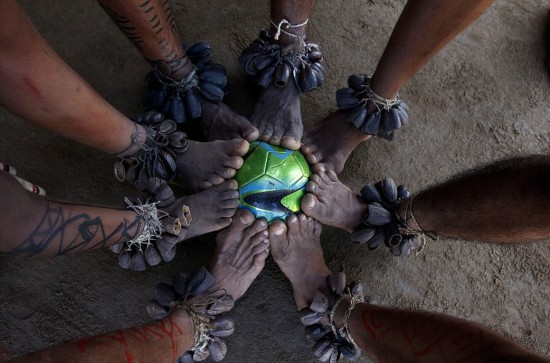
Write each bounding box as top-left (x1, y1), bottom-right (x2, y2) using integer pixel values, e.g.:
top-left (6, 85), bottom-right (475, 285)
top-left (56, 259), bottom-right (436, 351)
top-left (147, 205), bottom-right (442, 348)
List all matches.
top-left (370, 0), bottom-right (495, 98)
top-left (99, 0), bottom-right (257, 141)
top-left (344, 302), bottom-right (548, 363)
top-left (248, 0), bottom-right (316, 150)
top-left (398, 155), bottom-right (550, 242)
top-left (12, 308), bottom-right (195, 363)
top-left (269, 207), bottom-right (546, 362)
top-left (0, 0), bottom-right (138, 155)
top-left (303, 0), bottom-right (494, 173)
top-left (303, 155), bottom-right (550, 244)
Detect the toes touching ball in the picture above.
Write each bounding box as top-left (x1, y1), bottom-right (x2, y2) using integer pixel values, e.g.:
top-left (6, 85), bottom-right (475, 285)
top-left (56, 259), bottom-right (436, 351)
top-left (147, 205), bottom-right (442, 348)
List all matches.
top-left (235, 141), bottom-right (310, 222)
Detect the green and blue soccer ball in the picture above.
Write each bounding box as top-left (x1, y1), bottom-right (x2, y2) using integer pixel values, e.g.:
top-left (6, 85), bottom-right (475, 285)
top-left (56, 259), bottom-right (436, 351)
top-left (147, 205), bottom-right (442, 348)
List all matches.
top-left (235, 141), bottom-right (311, 222)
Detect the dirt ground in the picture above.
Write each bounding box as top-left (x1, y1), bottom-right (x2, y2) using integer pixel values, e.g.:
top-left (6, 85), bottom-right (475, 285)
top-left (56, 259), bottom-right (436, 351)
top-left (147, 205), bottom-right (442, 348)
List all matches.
top-left (0, 0), bottom-right (549, 362)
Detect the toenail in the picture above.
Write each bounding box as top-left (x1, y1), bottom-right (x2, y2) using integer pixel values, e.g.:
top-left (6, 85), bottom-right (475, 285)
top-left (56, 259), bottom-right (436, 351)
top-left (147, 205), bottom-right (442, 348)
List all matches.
top-left (299, 214), bottom-right (306, 221)
top-left (307, 217), bottom-right (312, 222)
top-left (274, 226), bottom-right (285, 235)
top-left (262, 231), bottom-right (268, 236)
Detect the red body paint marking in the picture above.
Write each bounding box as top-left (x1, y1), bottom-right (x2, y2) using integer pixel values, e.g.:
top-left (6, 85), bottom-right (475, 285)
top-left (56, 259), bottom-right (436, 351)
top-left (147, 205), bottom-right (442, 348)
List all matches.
top-left (124, 349), bottom-right (133, 363)
top-left (20, 75), bottom-right (43, 103)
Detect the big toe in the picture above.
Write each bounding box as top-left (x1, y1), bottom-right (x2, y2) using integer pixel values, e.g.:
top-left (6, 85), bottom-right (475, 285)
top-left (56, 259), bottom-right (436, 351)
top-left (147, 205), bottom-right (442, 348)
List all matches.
top-left (268, 220), bottom-right (287, 253)
top-left (225, 138), bottom-right (249, 156)
top-left (301, 193), bottom-right (319, 216)
top-left (243, 124), bottom-right (260, 142)
top-left (281, 136), bottom-right (301, 150)
top-left (221, 209), bottom-right (255, 239)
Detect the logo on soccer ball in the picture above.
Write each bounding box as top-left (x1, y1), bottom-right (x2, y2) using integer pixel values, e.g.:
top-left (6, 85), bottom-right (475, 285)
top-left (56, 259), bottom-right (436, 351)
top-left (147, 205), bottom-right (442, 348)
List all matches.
top-left (235, 141), bottom-right (311, 222)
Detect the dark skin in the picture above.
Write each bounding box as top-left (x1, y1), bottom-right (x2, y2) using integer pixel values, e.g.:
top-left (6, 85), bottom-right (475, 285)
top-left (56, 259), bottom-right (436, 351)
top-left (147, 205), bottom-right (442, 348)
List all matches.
top-left (10, 210), bottom-right (270, 362)
top-left (97, 0), bottom-right (259, 144)
top-left (301, 155), bottom-right (550, 243)
top-left (302, 0), bottom-right (495, 173)
top-left (268, 214), bottom-right (548, 363)
top-left (0, 0), bottom-right (246, 193)
top-left (250, 0), bottom-right (316, 150)
top-left (0, 171), bottom-right (241, 256)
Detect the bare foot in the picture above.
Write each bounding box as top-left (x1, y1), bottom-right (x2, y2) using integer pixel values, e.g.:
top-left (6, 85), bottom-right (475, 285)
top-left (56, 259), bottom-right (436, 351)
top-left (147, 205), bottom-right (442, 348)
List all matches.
top-left (201, 101), bottom-right (259, 142)
top-left (251, 82), bottom-right (302, 150)
top-left (175, 138), bottom-right (249, 192)
top-left (269, 214), bottom-right (331, 309)
top-left (301, 110), bottom-right (371, 174)
top-left (204, 210), bottom-right (270, 300)
top-left (180, 180), bottom-right (240, 239)
top-left (301, 164), bottom-right (366, 233)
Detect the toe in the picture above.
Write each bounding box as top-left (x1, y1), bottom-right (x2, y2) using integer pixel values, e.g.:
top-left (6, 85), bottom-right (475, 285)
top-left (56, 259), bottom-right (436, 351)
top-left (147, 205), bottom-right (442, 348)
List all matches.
top-left (253, 250), bottom-right (269, 268)
top-left (243, 219), bottom-right (268, 241)
top-left (220, 190), bottom-right (240, 200)
top-left (326, 168), bottom-right (339, 182)
top-left (213, 179), bottom-right (237, 191)
top-left (220, 199), bottom-right (240, 209)
top-left (313, 220), bottom-right (322, 237)
top-left (306, 216), bottom-right (315, 235)
top-left (305, 181), bottom-right (317, 193)
top-left (286, 214), bottom-right (300, 236)
top-left (201, 181), bottom-right (213, 190)
top-left (268, 220), bottom-right (287, 247)
top-left (300, 144), bottom-right (312, 154)
top-left (209, 174), bottom-right (225, 186)
top-left (229, 138), bottom-right (249, 156)
top-left (305, 152), bottom-right (318, 165)
top-left (311, 163), bottom-right (326, 174)
top-left (217, 167), bottom-right (237, 179)
top-left (301, 193), bottom-right (318, 216)
top-left (243, 125), bottom-right (260, 142)
top-left (259, 124), bottom-right (273, 143)
top-left (252, 240), bottom-right (269, 256)
top-left (235, 209), bottom-right (255, 226)
top-left (281, 136), bottom-right (301, 150)
top-left (249, 230), bottom-right (269, 247)
top-left (298, 214), bottom-right (308, 238)
top-left (310, 174), bottom-right (321, 184)
top-left (224, 156), bottom-right (244, 169)
top-left (220, 208), bottom-right (237, 218)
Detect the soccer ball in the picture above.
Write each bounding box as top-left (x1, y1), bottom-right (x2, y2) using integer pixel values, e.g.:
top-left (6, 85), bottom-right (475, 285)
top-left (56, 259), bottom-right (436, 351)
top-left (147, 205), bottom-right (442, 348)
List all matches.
top-left (235, 141), bottom-right (311, 222)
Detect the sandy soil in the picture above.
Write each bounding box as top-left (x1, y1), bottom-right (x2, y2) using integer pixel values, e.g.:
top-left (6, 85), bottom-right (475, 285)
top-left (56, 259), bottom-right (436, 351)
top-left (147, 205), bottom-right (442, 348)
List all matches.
top-left (0, 0), bottom-right (549, 362)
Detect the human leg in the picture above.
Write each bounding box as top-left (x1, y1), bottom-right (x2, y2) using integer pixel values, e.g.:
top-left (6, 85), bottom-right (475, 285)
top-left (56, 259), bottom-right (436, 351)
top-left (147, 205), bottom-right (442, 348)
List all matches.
top-left (302, 155), bottom-right (550, 255)
top-left (11, 211), bottom-right (269, 363)
top-left (241, 0), bottom-right (320, 150)
top-left (269, 212), bottom-right (548, 362)
top-left (0, 0), bottom-right (139, 155)
top-left (98, 0), bottom-right (258, 141)
top-left (303, 0), bottom-right (495, 173)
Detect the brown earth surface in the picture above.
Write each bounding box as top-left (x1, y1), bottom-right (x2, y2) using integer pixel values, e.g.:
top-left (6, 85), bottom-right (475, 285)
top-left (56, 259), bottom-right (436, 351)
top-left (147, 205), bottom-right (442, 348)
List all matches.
top-left (0, 0), bottom-right (549, 362)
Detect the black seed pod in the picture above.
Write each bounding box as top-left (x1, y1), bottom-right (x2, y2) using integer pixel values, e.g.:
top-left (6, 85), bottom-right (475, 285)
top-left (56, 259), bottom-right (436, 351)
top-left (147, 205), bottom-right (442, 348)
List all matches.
top-left (144, 245), bottom-right (162, 266)
top-left (258, 65), bottom-right (276, 88)
top-left (202, 62), bottom-right (227, 75)
top-left (360, 183), bottom-right (382, 203)
top-left (201, 70), bottom-right (227, 88)
top-left (274, 63), bottom-right (291, 87)
top-left (169, 96), bottom-right (186, 124)
top-left (349, 107), bottom-right (368, 129)
top-left (361, 112), bottom-right (381, 135)
top-left (299, 66), bottom-right (318, 92)
top-left (367, 229), bottom-right (385, 250)
top-left (199, 82), bottom-right (224, 102)
top-left (347, 74), bottom-right (366, 91)
top-left (183, 91), bottom-right (202, 120)
top-left (186, 41), bottom-right (211, 58)
top-left (254, 54), bottom-right (275, 71)
top-left (351, 227), bottom-right (376, 244)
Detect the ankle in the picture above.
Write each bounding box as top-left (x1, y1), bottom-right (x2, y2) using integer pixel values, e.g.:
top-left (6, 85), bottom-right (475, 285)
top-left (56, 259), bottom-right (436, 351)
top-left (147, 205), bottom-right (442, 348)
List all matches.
top-left (344, 194), bottom-right (368, 233)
